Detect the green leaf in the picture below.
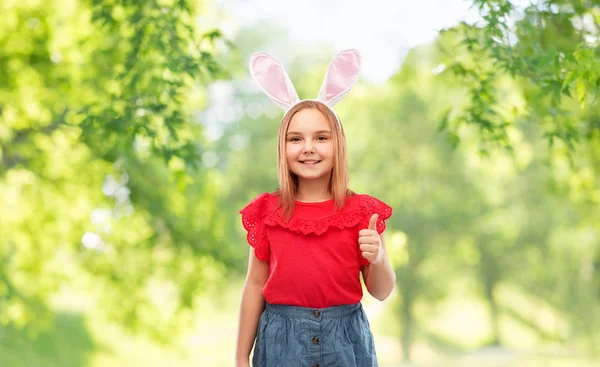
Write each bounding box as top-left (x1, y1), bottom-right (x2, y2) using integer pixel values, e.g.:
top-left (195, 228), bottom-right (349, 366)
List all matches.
top-left (577, 78), bottom-right (586, 108)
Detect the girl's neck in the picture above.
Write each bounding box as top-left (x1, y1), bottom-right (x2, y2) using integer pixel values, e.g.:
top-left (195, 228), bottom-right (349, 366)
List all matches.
top-left (295, 177), bottom-right (332, 202)
top-left (295, 193), bottom-right (332, 203)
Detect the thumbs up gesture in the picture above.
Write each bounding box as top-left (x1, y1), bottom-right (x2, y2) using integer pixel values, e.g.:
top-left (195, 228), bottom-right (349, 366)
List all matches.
top-left (359, 214), bottom-right (383, 265)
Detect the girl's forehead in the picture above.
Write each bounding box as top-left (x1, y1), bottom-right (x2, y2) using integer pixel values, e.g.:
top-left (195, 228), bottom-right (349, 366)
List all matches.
top-left (288, 109), bottom-right (330, 132)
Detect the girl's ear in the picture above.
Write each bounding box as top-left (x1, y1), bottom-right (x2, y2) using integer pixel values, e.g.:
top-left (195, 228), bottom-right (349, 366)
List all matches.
top-left (249, 52), bottom-right (300, 112)
top-left (317, 49), bottom-right (361, 108)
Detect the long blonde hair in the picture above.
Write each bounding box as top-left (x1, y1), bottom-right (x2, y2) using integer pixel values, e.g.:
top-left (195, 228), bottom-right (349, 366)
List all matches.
top-left (275, 100), bottom-right (353, 220)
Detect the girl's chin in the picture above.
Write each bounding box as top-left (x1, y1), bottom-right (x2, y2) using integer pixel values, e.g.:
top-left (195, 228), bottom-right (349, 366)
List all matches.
top-left (291, 168), bottom-right (332, 180)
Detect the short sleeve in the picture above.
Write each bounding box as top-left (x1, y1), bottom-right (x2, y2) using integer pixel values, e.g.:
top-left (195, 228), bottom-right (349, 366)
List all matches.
top-left (361, 195), bottom-right (393, 234)
top-left (359, 195), bottom-right (393, 266)
top-left (239, 193), bottom-right (271, 261)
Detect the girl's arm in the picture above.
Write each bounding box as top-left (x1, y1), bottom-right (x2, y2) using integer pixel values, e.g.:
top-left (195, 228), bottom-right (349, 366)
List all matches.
top-left (235, 248), bottom-right (270, 366)
top-left (361, 232), bottom-right (396, 301)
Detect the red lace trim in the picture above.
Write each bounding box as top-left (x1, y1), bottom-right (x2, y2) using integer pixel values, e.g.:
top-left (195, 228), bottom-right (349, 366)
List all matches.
top-left (240, 193), bottom-right (271, 261)
top-left (240, 193), bottom-right (392, 260)
top-left (263, 195), bottom-right (391, 235)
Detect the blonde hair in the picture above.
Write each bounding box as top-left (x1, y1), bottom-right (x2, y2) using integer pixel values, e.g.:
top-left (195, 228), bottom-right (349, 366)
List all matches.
top-left (274, 100), bottom-right (353, 221)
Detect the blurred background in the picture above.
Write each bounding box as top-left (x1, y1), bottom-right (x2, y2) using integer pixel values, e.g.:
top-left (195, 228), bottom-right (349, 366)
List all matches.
top-left (1, 0), bottom-right (600, 366)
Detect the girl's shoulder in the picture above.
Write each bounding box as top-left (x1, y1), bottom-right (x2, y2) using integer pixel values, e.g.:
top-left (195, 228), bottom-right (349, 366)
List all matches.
top-left (345, 192), bottom-right (392, 213)
top-left (342, 193), bottom-right (393, 234)
top-left (239, 191), bottom-right (280, 216)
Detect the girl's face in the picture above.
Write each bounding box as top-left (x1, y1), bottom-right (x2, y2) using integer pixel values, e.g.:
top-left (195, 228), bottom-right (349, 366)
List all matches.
top-left (285, 108), bottom-right (335, 182)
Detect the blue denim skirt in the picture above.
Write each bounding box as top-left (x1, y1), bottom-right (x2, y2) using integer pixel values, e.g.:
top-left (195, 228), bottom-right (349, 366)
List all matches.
top-left (252, 302), bottom-right (377, 367)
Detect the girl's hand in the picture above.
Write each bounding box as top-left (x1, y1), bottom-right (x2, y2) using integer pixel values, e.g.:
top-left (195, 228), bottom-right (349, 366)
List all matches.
top-left (235, 360), bottom-right (250, 367)
top-left (359, 214), bottom-right (383, 264)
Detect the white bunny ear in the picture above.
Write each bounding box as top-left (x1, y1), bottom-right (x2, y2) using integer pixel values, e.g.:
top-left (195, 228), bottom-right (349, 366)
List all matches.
top-left (317, 49), bottom-right (362, 108)
top-left (249, 52), bottom-right (300, 111)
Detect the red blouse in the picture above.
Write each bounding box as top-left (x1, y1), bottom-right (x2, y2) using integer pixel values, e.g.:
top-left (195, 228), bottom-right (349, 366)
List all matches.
top-left (240, 192), bottom-right (393, 308)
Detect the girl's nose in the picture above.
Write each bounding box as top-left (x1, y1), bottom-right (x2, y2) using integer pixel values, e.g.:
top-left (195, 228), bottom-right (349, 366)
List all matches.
top-left (302, 142), bottom-right (315, 154)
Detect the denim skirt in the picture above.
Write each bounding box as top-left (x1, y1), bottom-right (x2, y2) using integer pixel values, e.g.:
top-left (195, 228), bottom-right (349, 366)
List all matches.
top-left (252, 302), bottom-right (377, 367)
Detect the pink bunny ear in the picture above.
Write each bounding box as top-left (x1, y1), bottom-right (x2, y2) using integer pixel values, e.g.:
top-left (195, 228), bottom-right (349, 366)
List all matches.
top-left (249, 52), bottom-right (300, 111)
top-left (317, 49), bottom-right (362, 108)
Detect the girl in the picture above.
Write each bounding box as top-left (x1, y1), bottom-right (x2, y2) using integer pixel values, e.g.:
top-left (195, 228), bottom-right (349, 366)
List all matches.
top-left (235, 50), bottom-right (395, 367)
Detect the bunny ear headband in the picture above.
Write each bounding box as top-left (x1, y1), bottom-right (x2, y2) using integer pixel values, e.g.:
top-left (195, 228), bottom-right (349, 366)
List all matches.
top-left (249, 49), bottom-right (362, 123)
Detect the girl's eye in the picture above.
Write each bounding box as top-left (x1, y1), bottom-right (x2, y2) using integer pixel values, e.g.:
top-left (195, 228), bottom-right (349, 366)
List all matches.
top-left (288, 136), bottom-right (328, 142)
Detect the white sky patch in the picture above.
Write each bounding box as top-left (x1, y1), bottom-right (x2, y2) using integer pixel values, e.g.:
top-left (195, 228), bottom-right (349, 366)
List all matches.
top-left (216, 0), bottom-right (481, 83)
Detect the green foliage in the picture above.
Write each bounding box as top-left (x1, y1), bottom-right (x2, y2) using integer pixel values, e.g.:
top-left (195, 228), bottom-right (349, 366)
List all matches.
top-left (80, 0), bottom-right (227, 168)
top-left (0, 312), bottom-right (94, 367)
top-left (0, 0), bottom-right (231, 343)
top-left (440, 0), bottom-right (599, 152)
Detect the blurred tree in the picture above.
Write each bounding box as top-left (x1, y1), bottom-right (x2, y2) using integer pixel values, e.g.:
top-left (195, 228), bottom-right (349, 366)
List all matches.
top-left (354, 32), bottom-right (598, 359)
top-left (440, 1), bottom-right (600, 354)
top-left (441, 0), bottom-right (599, 153)
top-left (0, 0), bottom-right (231, 343)
top-left (0, 312), bottom-right (94, 367)
top-left (350, 44), bottom-right (489, 360)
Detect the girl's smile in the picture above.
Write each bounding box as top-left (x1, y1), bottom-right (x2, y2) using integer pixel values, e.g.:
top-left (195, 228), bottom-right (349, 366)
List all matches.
top-left (299, 161), bottom-right (321, 167)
